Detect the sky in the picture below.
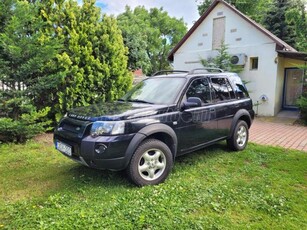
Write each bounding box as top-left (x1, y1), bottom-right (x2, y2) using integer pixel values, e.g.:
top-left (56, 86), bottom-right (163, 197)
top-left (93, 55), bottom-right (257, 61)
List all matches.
top-left (94, 0), bottom-right (200, 29)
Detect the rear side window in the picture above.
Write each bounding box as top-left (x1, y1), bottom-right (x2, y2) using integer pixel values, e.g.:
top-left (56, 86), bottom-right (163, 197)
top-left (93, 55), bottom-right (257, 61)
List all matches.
top-left (229, 75), bottom-right (249, 98)
top-left (210, 77), bottom-right (235, 102)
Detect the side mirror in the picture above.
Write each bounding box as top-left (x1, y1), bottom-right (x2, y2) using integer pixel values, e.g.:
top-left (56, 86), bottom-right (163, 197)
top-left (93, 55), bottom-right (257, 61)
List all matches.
top-left (182, 97), bottom-right (202, 110)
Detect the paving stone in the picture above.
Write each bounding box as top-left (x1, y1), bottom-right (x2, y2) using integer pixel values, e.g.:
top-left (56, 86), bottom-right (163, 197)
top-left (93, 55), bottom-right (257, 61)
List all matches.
top-left (249, 119), bottom-right (307, 152)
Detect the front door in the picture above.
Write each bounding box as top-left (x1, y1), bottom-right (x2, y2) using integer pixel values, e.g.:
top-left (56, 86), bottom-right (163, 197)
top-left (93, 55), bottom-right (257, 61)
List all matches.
top-left (176, 77), bottom-right (218, 154)
top-left (283, 68), bottom-right (304, 109)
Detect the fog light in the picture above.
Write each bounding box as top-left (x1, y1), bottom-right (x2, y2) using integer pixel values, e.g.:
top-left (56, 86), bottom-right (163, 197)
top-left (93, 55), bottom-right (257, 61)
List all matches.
top-left (95, 144), bottom-right (107, 155)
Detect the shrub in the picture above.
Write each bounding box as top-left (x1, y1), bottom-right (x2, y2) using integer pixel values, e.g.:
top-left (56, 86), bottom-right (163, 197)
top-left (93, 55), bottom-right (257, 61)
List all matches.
top-left (296, 67), bottom-right (307, 124)
top-left (0, 107), bottom-right (51, 143)
top-left (297, 94), bottom-right (307, 124)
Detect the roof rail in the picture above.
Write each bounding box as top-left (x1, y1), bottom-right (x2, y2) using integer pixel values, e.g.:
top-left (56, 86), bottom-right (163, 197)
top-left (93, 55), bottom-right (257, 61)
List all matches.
top-left (151, 70), bottom-right (189, 77)
top-left (189, 68), bottom-right (224, 74)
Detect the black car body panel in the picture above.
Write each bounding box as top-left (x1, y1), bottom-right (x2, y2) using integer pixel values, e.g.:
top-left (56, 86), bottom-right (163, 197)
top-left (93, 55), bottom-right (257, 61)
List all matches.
top-left (54, 70), bottom-right (254, 171)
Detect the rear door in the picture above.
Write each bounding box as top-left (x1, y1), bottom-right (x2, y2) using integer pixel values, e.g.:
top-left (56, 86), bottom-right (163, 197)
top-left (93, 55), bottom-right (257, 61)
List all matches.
top-left (210, 77), bottom-right (238, 137)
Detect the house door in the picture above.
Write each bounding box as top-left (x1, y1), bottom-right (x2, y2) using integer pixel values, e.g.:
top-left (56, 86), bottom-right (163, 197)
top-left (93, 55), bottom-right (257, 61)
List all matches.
top-left (283, 68), bottom-right (304, 109)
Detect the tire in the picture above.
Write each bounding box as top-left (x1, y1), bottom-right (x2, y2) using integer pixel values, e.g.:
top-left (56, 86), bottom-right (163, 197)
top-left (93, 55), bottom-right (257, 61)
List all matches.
top-left (127, 139), bottom-right (173, 186)
top-left (227, 120), bottom-right (249, 151)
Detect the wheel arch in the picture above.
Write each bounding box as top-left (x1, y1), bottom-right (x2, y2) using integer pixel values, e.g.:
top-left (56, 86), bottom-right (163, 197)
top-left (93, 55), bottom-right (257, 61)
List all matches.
top-left (228, 109), bottom-right (252, 139)
top-left (124, 123), bottom-right (178, 168)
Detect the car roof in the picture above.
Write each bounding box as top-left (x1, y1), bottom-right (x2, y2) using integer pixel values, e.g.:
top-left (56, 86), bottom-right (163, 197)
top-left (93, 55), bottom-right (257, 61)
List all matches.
top-left (151, 70), bottom-right (238, 80)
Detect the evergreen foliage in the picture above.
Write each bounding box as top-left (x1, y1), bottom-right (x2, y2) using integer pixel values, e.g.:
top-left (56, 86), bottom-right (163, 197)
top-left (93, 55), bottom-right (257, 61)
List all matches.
top-left (200, 43), bottom-right (243, 73)
top-left (286, 0), bottom-right (307, 51)
top-left (40, 0), bottom-right (132, 120)
top-left (197, 0), bottom-right (269, 22)
top-left (263, 0), bottom-right (296, 48)
top-left (0, 0), bottom-right (57, 142)
top-left (0, 0), bottom-right (15, 33)
top-left (117, 6), bottom-right (187, 75)
top-left (296, 66), bottom-right (307, 124)
top-left (0, 0), bottom-right (132, 143)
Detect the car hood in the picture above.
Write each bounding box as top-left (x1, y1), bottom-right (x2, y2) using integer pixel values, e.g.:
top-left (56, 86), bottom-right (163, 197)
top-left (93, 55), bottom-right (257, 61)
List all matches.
top-left (67, 102), bottom-right (174, 122)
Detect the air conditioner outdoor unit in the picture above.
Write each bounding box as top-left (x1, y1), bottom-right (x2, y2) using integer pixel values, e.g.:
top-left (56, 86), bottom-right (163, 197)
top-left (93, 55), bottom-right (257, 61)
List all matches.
top-left (231, 53), bottom-right (247, 65)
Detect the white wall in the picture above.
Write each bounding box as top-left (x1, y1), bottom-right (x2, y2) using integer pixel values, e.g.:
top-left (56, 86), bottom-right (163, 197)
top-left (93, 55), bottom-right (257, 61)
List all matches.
top-left (173, 3), bottom-right (280, 116)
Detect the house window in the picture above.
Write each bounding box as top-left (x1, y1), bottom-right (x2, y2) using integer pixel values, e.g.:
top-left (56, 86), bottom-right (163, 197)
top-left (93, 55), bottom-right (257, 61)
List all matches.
top-left (250, 57), bottom-right (258, 70)
top-left (212, 17), bottom-right (225, 50)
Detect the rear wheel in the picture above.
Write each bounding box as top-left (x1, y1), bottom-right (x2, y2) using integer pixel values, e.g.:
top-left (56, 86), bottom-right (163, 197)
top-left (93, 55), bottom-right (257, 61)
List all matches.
top-left (227, 120), bottom-right (249, 151)
top-left (127, 139), bottom-right (173, 186)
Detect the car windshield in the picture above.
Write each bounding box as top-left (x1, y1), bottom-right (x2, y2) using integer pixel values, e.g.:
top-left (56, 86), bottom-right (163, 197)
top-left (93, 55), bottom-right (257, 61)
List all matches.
top-left (121, 77), bottom-right (186, 104)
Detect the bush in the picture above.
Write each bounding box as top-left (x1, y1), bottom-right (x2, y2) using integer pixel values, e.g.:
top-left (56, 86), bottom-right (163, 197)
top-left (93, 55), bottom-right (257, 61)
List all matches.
top-left (297, 68), bottom-right (307, 124)
top-left (297, 94), bottom-right (307, 124)
top-left (0, 107), bottom-right (51, 143)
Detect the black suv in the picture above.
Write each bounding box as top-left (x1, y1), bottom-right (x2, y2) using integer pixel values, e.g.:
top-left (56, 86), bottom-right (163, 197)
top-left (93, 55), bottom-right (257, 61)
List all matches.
top-left (54, 69), bottom-right (254, 186)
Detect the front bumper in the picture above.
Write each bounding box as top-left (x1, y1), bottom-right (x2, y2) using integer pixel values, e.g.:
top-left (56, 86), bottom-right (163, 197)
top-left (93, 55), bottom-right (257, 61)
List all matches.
top-left (54, 132), bottom-right (136, 171)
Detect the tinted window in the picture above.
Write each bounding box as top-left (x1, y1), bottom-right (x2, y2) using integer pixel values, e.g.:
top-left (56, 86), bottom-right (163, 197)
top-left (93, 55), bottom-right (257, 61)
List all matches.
top-left (229, 75), bottom-right (249, 98)
top-left (210, 77), bottom-right (235, 102)
top-left (186, 78), bottom-right (211, 104)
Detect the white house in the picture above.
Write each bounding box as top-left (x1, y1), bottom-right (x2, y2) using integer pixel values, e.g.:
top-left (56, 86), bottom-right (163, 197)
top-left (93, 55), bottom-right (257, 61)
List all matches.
top-left (168, 0), bottom-right (307, 116)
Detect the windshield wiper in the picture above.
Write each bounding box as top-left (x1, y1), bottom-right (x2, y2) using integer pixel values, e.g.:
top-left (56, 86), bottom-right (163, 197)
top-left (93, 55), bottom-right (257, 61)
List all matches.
top-left (127, 99), bottom-right (154, 104)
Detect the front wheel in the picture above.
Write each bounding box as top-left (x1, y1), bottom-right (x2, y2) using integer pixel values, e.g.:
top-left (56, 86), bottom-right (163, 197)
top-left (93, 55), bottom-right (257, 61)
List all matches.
top-left (127, 139), bottom-right (173, 186)
top-left (227, 120), bottom-right (249, 151)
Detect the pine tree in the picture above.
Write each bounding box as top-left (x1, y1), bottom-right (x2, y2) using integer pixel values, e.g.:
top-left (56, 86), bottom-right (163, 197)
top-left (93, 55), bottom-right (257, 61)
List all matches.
top-left (286, 0), bottom-right (307, 51)
top-left (263, 0), bottom-right (296, 48)
top-left (0, 0), bottom-right (58, 142)
top-left (0, 0), bottom-right (15, 33)
top-left (200, 42), bottom-right (243, 72)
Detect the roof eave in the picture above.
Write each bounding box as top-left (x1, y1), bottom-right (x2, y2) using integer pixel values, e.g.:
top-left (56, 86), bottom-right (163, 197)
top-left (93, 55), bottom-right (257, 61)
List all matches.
top-left (277, 50), bottom-right (307, 61)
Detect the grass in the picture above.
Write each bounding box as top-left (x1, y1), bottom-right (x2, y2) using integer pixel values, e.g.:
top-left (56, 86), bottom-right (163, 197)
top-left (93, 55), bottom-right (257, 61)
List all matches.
top-left (0, 139), bottom-right (306, 229)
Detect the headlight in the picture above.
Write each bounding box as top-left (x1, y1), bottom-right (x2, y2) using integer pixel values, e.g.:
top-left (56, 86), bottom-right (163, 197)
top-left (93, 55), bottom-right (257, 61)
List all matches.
top-left (90, 121), bottom-right (125, 137)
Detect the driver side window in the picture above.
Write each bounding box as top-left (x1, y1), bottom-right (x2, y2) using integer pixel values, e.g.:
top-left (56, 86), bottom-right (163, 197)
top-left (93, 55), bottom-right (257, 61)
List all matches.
top-left (186, 78), bottom-right (211, 104)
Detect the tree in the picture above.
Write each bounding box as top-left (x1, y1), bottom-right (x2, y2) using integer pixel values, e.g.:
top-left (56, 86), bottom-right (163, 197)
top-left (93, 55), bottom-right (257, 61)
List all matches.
top-left (286, 0), bottom-right (307, 51)
top-left (200, 42), bottom-right (243, 72)
top-left (0, 0), bottom-right (133, 142)
top-left (0, 0), bottom-right (15, 33)
top-left (263, 0), bottom-right (296, 48)
top-left (196, 0), bottom-right (212, 15)
top-left (196, 0), bottom-right (270, 22)
top-left (0, 0), bottom-right (58, 142)
top-left (116, 6), bottom-right (151, 74)
top-left (117, 6), bottom-right (187, 75)
top-left (39, 0), bottom-right (132, 120)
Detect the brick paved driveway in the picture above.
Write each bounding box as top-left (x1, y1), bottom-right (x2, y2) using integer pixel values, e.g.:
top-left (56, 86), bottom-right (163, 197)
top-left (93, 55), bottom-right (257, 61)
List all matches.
top-left (249, 119), bottom-right (307, 152)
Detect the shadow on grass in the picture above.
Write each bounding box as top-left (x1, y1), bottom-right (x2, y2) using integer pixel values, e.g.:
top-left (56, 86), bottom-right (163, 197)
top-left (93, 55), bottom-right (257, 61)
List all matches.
top-left (175, 142), bottom-right (232, 164)
top-left (66, 165), bottom-right (131, 188)
top-left (63, 142), bottom-right (232, 188)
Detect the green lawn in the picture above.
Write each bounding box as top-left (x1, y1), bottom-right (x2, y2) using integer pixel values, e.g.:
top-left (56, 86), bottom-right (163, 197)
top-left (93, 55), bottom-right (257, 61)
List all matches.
top-left (0, 139), bottom-right (306, 229)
